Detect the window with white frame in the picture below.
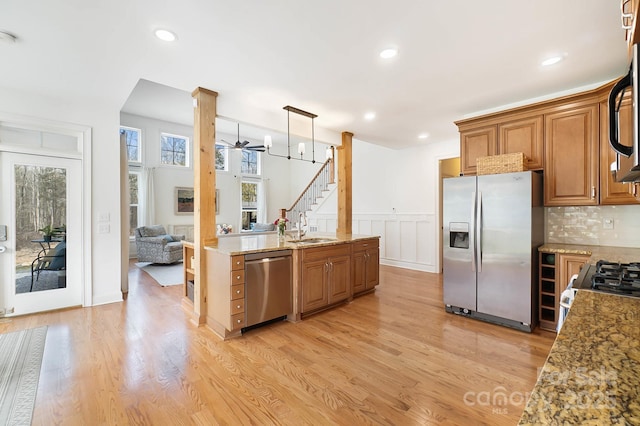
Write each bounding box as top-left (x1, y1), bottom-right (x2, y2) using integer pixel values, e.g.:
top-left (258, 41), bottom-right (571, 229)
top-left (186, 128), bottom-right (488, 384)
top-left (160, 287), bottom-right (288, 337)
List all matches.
top-left (120, 126), bottom-right (142, 163)
top-left (241, 181), bottom-right (259, 231)
top-left (160, 132), bottom-right (189, 167)
top-left (128, 170), bottom-right (142, 237)
top-left (241, 150), bottom-right (260, 175)
top-left (215, 143), bottom-right (228, 171)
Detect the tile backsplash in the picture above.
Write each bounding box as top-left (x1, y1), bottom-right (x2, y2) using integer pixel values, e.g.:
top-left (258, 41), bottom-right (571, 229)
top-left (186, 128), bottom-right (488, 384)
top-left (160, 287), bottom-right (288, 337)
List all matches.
top-left (546, 205), bottom-right (640, 247)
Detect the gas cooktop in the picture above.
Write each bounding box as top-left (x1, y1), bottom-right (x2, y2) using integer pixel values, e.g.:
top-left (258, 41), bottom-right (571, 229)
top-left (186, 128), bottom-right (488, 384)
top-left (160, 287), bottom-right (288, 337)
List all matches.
top-left (589, 260), bottom-right (640, 297)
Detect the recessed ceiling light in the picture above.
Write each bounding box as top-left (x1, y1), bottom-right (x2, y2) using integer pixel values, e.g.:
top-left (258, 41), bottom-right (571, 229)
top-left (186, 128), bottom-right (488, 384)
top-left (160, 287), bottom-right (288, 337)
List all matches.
top-left (364, 112), bottom-right (376, 121)
top-left (155, 29), bottom-right (177, 42)
top-left (541, 54), bottom-right (565, 67)
top-left (379, 48), bottom-right (398, 59)
top-left (0, 30), bottom-right (17, 43)
top-left (418, 133), bottom-right (429, 140)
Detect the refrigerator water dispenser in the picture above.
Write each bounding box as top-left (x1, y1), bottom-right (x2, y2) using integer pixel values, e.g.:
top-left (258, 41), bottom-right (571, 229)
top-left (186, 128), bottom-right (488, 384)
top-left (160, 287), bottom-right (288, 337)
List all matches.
top-left (449, 222), bottom-right (469, 249)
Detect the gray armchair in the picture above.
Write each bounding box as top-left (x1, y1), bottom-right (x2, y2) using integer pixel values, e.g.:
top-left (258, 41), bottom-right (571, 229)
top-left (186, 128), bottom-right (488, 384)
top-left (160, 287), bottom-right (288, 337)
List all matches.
top-left (134, 225), bottom-right (185, 264)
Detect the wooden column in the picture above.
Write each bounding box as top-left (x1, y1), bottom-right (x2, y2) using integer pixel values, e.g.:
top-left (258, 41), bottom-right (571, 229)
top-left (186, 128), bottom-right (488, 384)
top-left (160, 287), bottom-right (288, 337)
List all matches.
top-left (337, 132), bottom-right (353, 235)
top-left (191, 87), bottom-right (218, 325)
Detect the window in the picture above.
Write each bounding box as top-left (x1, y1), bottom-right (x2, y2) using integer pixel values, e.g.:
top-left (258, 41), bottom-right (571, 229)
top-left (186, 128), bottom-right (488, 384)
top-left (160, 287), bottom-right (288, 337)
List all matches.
top-left (241, 150), bottom-right (260, 175)
top-left (215, 143), bottom-right (228, 171)
top-left (241, 181), bottom-right (259, 231)
top-left (120, 126), bottom-right (141, 163)
top-left (128, 171), bottom-right (141, 237)
top-left (160, 132), bottom-right (189, 167)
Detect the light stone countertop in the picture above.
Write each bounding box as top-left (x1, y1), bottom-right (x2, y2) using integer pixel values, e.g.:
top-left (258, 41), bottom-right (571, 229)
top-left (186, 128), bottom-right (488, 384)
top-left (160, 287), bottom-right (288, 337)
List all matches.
top-left (204, 233), bottom-right (379, 256)
top-left (538, 243), bottom-right (640, 264)
top-left (519, 290), bottom-right (640, 425)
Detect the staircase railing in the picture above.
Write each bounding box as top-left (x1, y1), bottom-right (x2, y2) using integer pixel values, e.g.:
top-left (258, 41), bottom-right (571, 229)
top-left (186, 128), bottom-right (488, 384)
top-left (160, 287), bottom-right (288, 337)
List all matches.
top-left (284, 156), bottom-right (335, 227)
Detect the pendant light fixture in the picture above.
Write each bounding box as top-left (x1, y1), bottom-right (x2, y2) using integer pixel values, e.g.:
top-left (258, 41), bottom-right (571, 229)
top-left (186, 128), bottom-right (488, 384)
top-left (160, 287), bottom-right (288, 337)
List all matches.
top-left (264, 105), bottom-right (322, 164)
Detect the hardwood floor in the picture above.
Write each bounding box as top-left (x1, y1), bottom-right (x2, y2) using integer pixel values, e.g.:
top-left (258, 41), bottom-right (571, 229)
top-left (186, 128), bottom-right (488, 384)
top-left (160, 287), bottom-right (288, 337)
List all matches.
top-left (0, 263), bottom-right (555, 425)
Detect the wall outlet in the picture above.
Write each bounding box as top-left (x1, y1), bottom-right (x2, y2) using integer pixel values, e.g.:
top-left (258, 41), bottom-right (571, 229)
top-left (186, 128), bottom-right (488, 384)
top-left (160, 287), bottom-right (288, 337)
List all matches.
top-left (602, 218), bottom-right (614, 230)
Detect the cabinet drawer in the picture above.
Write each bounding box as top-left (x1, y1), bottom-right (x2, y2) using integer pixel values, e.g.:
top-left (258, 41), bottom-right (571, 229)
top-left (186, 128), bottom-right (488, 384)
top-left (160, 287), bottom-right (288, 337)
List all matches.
top-left (231, 299), bottom-right (245, 315)
top-left (231, 256), bottom-right (244, 271)
top-left (303, 243), bottom-right (350, 262)
top-left (352, 239), bottom-right (379, 252)
top-left (231, 270), bottom-right (245, 284)
top-left (230, 284), bottom-right (244, 300)
top-left (231, 313), bottom-right (245, 330)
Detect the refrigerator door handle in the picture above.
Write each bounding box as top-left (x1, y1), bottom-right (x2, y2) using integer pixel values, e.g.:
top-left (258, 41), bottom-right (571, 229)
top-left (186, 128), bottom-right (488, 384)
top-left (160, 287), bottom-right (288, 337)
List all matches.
top-left (471, 191), bottom-right (476, 272)
top-left (477, 191), bottom-right (482, 273)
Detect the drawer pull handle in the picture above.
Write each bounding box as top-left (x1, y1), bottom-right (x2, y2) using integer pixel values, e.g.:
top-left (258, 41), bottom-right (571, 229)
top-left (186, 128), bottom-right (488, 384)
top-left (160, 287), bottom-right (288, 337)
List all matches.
top-left (236, 275), bottom-right (241, 280)
top-left (236, 290), bottom-right (241, 294)
top-left (237, 319), bottom-right (241, 324)
top-left (236, 305), bottom-right (241, 309)
top-left (236, 261), bottom-right (241, 265)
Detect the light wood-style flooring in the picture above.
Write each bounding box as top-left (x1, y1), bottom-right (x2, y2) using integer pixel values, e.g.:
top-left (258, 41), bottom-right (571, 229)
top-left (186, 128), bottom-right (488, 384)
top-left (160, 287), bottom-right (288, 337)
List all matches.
top-left (0, 263), bottom-right (555, 425)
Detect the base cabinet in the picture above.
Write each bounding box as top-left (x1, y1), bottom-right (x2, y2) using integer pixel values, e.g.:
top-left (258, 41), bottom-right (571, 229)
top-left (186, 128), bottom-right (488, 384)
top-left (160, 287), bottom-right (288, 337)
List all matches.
top-left (182, 242), bottom-right (195, 303)
top-left (352, 238), bottom-right (380, 295)
top-left (206, 249), bottom-right (246, 338)
top-left (539, 251), bottom-right (589, 331)
top-left (300, 244), bottom-right (351, 314)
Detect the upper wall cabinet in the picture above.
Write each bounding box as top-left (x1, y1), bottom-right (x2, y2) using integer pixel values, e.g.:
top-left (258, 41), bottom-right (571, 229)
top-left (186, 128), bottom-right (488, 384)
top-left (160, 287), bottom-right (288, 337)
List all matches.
top-left (457, 114), bottom-right (543, 175)
top-left (459, 126), bottom-right (497, 175)
top-left (455, 78), bottom-right (640, 206)
top-left (543, 103), bottom-right (599, 206)
top-left (623, 0), bottom-right (640, 56)
top-left (498, 115), bottom-right (544, 170)
top-left (599, 93), bottom-right (640, 205)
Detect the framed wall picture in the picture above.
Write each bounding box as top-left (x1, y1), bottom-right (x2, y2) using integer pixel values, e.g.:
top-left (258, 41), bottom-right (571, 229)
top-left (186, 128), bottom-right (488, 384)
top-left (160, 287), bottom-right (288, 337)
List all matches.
top-left (175, 187), bottom-right (194, 215)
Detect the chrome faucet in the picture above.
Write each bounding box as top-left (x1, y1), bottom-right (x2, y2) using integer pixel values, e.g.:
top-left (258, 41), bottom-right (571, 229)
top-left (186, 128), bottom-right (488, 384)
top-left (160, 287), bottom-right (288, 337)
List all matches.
top-left (297, 212), bottom-right (307, 240)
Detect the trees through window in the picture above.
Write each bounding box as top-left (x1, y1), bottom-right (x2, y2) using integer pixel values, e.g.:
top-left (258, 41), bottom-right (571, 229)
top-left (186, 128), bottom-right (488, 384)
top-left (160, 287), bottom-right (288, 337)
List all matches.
top-left (120, 126), bottom-right (141, 163)
top-left (161, 133), bottom-right (189, 167)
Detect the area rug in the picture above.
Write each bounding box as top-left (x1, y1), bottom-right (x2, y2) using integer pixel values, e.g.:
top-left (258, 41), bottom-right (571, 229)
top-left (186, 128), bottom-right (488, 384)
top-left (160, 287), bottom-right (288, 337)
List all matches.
top-left (0, 326), bottom-right (47, 426)
top-left (135, 261), bottom-right (183, 286)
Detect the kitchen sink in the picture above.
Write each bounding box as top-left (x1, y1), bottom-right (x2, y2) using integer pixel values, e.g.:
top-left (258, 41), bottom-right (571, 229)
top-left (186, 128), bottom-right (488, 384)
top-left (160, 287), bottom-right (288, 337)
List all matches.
top-left (288, 238), bottom-right (337, 244)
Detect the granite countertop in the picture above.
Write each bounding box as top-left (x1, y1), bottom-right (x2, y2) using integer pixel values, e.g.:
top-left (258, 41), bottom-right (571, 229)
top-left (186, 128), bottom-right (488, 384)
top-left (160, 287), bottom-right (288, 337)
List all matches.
top-left (539, 243), bottom-right (640, 264)
top-left (519, 290), bottom-right (640, 425)
top-left (205, 233), bottom-right (379, 255)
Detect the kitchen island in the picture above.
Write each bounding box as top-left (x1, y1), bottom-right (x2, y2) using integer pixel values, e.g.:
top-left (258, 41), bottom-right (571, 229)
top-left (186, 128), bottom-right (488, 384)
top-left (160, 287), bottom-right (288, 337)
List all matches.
top-left (204, 233), bottom-right (380, 339)
top-left (519, 289), bottom-right (640, 424)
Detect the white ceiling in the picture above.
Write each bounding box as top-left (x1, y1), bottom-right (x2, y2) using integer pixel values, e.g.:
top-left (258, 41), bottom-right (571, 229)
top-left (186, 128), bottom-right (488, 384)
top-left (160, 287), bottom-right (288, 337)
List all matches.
top-left (0, 0), bottom-right (630, 149)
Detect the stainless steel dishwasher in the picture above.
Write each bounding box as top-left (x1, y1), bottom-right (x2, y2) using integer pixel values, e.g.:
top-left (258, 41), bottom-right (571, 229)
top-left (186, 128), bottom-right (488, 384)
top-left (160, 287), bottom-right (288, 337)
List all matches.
top-left (244, 249), bottom-right (292, 328)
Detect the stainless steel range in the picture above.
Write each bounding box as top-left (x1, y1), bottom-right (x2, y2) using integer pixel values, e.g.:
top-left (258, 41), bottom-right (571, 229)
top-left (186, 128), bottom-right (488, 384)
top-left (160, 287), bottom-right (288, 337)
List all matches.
top-left (577, 260), bottom-right (640, 297)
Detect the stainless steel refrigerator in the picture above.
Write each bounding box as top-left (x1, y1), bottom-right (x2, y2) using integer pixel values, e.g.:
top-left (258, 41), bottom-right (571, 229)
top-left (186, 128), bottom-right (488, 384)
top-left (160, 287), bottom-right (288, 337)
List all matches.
top-left (442, 171), bottom-right (543, 332)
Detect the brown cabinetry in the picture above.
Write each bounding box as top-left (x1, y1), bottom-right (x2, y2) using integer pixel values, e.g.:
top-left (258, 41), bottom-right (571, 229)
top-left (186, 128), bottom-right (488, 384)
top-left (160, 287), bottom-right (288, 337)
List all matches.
top-left (300, 244), bottom-right (351, 314)
top-left (538, 251), bottom-right (589, 331)
top-left (460, 126), bottom-right (497, 175)
top-left (543, 103), bottom-right (599, 206)
top-left (206, 249), bottom-right (246, 338)
top-left (458, 115), bottom-right (544, 175)
top-left (599, 95), bottom-right (640, 204)
top-left (352, 238), bottom-right (380, 295)
top-left (182, 242), bottom-right (195, 304)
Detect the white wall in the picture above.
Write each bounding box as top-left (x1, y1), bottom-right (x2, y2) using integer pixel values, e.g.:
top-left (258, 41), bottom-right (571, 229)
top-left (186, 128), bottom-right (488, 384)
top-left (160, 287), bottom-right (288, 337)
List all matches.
top-left (311, 137), bottom-right (460, 273)
top-left (0, 86), bottom-right (123, 306)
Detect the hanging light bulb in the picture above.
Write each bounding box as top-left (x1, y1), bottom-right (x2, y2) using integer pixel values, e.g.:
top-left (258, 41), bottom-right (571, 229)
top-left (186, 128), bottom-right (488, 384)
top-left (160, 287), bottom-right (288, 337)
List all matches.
top-left (264, 135), bottom-right (273, 148)
top-left (326, 146), bottom-right (333, 160)
top-left (298, 142), bottom-right (306, 155)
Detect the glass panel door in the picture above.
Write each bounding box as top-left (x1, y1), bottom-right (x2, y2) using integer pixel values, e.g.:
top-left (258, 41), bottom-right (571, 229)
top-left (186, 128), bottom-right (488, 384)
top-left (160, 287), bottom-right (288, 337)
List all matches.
top-left (0, 152), bottom-right (82, 315)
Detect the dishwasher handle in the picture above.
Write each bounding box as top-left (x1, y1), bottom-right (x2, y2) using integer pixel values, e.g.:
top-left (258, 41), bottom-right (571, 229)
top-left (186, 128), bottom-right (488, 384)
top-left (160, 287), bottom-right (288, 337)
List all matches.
top-left (245, 250), bottom-right (292, 262)
top-left (245, 256), bottom-right (290, 265)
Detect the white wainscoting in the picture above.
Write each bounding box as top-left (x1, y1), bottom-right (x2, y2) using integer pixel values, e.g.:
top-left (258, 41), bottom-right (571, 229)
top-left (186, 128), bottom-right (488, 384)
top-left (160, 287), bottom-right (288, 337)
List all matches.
top-left (308, 213), bottom-right (438, 273)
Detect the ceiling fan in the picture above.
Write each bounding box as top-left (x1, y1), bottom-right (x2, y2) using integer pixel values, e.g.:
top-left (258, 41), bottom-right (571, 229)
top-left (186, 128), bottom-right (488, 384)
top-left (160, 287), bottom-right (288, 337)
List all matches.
top-left (220, 123), bottom-right (265, 152)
